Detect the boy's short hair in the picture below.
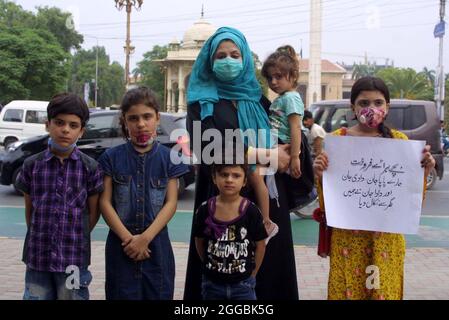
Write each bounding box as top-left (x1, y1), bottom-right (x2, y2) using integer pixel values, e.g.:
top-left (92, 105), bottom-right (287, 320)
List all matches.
top-left (303, 110), bottom-right (313, 121)
top-left (47, 93), bottom-right (90, 127)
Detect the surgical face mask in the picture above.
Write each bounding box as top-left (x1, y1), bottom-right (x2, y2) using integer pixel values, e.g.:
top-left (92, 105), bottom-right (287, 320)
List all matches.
top-left (212, 57), bottom-right (243, 82)
top-left (357, 107), bottom-right (386, 128)
top-left (48, 137), bottom-right (77, 153)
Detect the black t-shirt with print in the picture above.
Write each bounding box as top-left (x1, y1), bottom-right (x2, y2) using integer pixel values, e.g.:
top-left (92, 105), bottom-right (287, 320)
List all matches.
top-left (193, 198), bottom-right (268, 284)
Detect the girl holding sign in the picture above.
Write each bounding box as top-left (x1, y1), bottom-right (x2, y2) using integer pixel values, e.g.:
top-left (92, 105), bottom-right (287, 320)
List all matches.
top-left (313, 76), bottom-right (435, 300)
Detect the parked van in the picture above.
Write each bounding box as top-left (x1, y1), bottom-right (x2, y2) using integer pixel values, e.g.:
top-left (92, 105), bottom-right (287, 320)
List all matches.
top-left (0, 100), bottom-right (49, 148)
top-left (309, 99), bottom-right (444, 189)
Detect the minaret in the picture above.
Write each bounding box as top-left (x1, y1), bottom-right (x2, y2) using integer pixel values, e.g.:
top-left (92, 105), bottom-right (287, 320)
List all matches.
top-left (308, 0), bottom-right (322, 107)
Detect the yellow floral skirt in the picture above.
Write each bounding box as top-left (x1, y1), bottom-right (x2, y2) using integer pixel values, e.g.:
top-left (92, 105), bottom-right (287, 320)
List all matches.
top-left (328, 228), bottom-right (405, 300)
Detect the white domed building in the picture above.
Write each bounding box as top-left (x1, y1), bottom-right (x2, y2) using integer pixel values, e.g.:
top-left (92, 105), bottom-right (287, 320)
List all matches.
top-left (159, 15), bottom-right (216, 113)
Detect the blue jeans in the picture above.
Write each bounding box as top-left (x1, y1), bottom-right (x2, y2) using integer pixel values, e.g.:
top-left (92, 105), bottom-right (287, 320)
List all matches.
top-left (201, 275), bottom-right (257, 300)
top-left (23, 267), bottom-right (92, 300)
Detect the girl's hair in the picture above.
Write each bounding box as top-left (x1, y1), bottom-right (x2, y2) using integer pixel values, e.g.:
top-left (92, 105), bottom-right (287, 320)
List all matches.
top-left (212, 163), bottom-right (249, 179)
top-left (261, 45), bottom-right (300, 87)
top-left (350, 76), bottom-right (392, 138)
top-left (120, 86), bottom-right (160, 139)
top-left (212, 152), bottom-right (249, 180)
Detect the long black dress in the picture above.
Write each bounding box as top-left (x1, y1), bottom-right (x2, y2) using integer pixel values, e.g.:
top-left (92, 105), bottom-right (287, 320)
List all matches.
top-left (183, 98), bottom-right (299, 300)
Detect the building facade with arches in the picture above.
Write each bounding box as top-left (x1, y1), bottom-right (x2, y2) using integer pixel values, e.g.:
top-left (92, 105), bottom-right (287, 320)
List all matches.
top-left (158, 17), bottom-right (216, 113)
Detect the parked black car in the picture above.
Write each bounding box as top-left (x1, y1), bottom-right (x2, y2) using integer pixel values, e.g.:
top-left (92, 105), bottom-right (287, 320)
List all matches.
top-left (309, 99), bottom-right (445, 189)
top-left (0, 110), bottom-right (195, 194)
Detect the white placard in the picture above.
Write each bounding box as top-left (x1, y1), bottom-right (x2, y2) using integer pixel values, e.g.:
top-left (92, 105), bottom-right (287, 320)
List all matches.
top-left (323, 136), bottom-right (425, 234)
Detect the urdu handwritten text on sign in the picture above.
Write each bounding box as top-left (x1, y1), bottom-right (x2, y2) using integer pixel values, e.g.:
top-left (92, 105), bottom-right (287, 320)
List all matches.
top-left (323, 136), bottom-right (425, 234)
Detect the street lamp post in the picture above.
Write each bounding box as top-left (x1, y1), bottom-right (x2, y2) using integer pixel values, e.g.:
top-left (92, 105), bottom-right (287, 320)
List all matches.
top-left (84, 35), bottom-right (100, 107)
top-left (95, 37), bottom-right (99, 107)
top-left (434, 0), bottom-right (446, 121)
top-left (115, 0), bottom-right (143, 87)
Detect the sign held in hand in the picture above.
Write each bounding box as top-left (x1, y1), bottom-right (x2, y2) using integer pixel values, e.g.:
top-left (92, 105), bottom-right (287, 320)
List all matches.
top-left (323, 136), bottom-right (425, 234)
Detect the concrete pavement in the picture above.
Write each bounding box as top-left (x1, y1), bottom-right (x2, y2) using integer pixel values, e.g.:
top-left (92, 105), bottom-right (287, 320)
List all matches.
top-left (1, 238), bottom-right (448, 300)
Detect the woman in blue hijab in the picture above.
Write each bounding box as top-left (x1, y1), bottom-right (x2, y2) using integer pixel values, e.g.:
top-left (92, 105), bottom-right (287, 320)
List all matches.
top-left (184, 26), bottom-right (299, 300)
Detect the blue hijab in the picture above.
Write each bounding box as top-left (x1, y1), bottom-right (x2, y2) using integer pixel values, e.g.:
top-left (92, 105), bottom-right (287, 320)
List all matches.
top-left (187, 26), bottom-right (273, 148)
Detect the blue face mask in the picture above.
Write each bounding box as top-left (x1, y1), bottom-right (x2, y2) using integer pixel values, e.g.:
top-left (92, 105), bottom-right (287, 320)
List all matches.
top-left (48, 137), bottom-right (77, 153)
top-left (212, 57), bottom-right (243, 82)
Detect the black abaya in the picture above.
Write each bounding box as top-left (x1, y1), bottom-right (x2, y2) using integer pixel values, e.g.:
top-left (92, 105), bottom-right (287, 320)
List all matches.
top-left (183, 98), bottom-right (299, 300)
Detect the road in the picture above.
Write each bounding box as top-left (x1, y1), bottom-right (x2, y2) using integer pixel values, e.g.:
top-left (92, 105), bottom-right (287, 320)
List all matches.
top-left (2, 157), bottom-right (447, 213)
top-left (0, 156), bottom-right (448, 247)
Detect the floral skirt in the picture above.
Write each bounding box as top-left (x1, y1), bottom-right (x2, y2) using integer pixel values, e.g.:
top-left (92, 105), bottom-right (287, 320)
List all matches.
top-left (328, 228), bottom-right (405, 300)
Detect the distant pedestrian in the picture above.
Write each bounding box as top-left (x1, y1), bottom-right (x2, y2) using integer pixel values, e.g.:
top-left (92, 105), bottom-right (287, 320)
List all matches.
top-left (15, 93), bottom-right (104, 300)
top-left (313, 76), bottom-right (435, 299)
top-left (441, 121), bottom-right (449, 156)
top-left (98, 87), bottom-right (189, 300)
top-left (193, 161), bottom-right (267, 300)
top-left (302, 110), bottom-right (326, 158)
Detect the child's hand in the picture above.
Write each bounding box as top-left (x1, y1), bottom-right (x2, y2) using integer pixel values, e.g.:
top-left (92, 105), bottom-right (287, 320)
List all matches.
top-left (290, 157), bottom-right (301, 178)
top-left (121, 235), bottom-right (133, 247)
top-left (123, 235), bottom-right (151, 260)
top-left (313, 152), bottom-right (329, 179)
top-left (134, 250), bottom-right (151, 261)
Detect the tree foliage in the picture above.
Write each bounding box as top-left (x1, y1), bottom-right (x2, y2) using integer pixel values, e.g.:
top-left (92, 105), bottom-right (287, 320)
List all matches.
top-left (133, 45), bottom-right (168, 104)
top-left (68, 47), bottom-right (125, 108)
top-left (0, 0), bottom-right (34, 28)
top-left (352, 63), bottom-right (383, 80)
top-left (420, 67), bottom-right (435, 87)
top-left (0, 26), bottom-right (69, 103)
top-left (35, 6), bottom-right (84, 52)
top-left (375, 67), bottom-right (434, 100)
top-left (0, 1), bottom-right (85, 103)
top-left (252, 52), bottom-right (268, 97)
top-left (0, 1), bottom-right (83, 53)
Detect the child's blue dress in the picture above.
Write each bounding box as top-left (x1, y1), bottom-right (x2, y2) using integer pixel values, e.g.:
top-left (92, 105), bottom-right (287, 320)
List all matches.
top-left (99, 141), bottom-right (189, 300)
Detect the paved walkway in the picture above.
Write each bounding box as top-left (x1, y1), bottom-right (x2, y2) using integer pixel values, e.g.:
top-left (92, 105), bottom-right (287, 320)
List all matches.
top-left (1, 238), bottom-right (448, 300)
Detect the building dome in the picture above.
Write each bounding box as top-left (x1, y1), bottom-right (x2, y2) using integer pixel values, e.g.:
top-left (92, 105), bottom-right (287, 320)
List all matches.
top-left (182, 18), bottom-right (216, 49)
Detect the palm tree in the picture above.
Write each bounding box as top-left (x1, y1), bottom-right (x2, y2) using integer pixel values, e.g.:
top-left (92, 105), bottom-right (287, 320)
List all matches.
top-left (352, 63), bottom-right (380, 80)
top-left (376, 68), bottom-right (433, 100)
top-left (420, 67), bottom-right (435, 86)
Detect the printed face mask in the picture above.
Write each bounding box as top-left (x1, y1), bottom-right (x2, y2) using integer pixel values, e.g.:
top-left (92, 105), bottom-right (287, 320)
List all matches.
top-left (212, 57), bottom-right (243, 82)
top-left (357, 107), bottom-right (386, 128)
top-left (132, 133), bottom-right (155, 147)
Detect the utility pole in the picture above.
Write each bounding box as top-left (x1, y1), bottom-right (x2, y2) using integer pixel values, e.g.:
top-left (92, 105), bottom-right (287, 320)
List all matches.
top-left (434, 0), bottom-right (446, 121)
top-left (95, 38), bottom-right (99, 108)
top-left (308, 0), bottom-right (322, 107)
top-left (84, 35), bottom-right (100, 107)
top-left (115, 0), bottom-right (143, 88)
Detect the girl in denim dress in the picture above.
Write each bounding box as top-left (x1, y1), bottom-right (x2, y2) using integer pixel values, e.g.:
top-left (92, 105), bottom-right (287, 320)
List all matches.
top-left (99, 87), bottom-right (189, 300)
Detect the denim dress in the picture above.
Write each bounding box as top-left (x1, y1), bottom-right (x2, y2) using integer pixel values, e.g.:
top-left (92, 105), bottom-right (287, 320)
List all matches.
top-left (98, 141), bottom-right (189, 300)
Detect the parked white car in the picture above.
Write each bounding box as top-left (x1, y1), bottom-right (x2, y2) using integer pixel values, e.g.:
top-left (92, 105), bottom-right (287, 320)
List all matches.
top-left (0, 100), bottom-right (49, 148)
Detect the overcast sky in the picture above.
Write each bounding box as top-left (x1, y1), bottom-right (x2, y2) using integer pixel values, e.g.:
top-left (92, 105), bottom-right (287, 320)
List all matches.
top-left (14, 0), bottom-right (449, 73)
